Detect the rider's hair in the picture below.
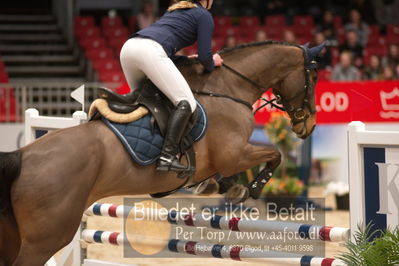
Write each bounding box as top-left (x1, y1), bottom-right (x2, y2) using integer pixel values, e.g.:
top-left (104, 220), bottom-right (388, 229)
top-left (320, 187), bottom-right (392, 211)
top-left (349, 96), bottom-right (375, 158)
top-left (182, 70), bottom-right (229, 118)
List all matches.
top-left (167, 0), bottom-right (200, 12)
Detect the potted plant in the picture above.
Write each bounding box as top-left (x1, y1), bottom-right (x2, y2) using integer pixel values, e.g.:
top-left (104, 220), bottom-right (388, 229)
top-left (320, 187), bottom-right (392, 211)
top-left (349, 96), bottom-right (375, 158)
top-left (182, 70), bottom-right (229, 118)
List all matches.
top-left (337, 224), bottom-right (399, 265)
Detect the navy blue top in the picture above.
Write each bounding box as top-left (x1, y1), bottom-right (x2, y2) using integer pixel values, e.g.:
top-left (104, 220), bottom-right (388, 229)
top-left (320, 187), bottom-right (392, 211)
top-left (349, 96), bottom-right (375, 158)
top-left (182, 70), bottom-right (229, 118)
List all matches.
top-left (134, 5), bottom-right (215, 72)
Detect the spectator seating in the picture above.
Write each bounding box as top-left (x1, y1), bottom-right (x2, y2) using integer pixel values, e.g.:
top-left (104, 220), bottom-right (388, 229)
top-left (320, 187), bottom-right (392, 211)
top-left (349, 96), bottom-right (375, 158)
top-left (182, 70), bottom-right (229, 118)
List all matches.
top-left (265, 15), bottom-right (286, 27)
top-left (103, 27), bottom-right (129, 39)
top-left (75, 16), bottom-right (127, 82)
top-left (79, 37), bottom-right (107, 51)
top-left (240, 16), bottom-right (260, 27)
top-left (74, 14), bottom-right (399, 83)
top-left (212, 38), bottom-right (224, 51)
top-left (98, 71), bottom-right (126, 83)
top-left (214, 16), bottom-right (233, 28)
top-left (92, 59), bottom-right (121, 73)
top-left (75, 16), bottom-right (95, 30)
top-left (75, 26), bottom-right (101, 40)
top-left (293, 15), bottom-right (314, 28)
top-left (108, 38), bottom-right (126, 55)
top-left (86, 48), bottom-right (115, 62)
top-left (240, 26), bottom-right (261, 40)
top-left (101, 16), bottom-right (123, 28)
top-left (387, 25), bottom-right (399, 38)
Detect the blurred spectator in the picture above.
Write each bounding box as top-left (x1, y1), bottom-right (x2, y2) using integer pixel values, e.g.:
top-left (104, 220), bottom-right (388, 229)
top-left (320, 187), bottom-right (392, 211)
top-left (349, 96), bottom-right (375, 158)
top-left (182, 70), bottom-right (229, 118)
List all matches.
top-left (283, 30), bottom-right (297, 44)
top-left (374, 0), bottom-right (399, 25)
top-left (363, 55), bottom-right (382, 80)
top-left (137, 0), bottom-right (158, 30)
top-left (311, 32), bottom-right (332, 69)
top-left (382, 44), bottom-right (399, 69)
top-left (349, 0), bottom-right (376, 23)
top-left (255, 30), bottom-right (268, 42)
top-left (380, 65), bottom-right (396, 80)
top-left (332, 51), bottom-right (361, 81)
top-left (257, 0), bottom-right (285, 24)
top-left (265, 0), bottom-right (285, 15)
top-left (344, 9), bottom-right (369, 47)
top-left (318, 10), bottom-right (338, 42)
top-left (340, 30), bottom-right (364, 67)
top-left (224, 35), bottom-right (237, 49)
top-left (396, 64), bottom-right (399, 78)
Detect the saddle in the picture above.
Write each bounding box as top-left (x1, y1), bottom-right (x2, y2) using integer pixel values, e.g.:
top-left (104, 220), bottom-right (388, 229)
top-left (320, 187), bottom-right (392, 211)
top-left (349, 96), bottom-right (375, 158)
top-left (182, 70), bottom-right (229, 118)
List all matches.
top-left (97, 80), bottom-right (201, 180)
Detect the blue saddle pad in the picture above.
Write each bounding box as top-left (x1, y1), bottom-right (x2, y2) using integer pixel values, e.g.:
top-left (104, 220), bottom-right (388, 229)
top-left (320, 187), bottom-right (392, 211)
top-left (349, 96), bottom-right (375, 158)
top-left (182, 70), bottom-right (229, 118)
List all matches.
top-left (102, 101), bottom-right (207, 166)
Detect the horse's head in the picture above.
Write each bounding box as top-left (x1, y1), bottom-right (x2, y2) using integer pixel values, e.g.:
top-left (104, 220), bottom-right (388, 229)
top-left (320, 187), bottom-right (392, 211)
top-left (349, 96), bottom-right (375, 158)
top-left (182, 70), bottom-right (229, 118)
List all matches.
top-left (272, 43), bottom-right (324, 139)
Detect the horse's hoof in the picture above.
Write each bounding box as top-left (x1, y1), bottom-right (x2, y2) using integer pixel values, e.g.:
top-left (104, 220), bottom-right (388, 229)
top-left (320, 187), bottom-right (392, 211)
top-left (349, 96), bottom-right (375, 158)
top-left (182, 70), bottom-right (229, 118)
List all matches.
top-left (192, 178), bottom-right (220, 195)
top-left (224, 184), bottom-right (250, 204)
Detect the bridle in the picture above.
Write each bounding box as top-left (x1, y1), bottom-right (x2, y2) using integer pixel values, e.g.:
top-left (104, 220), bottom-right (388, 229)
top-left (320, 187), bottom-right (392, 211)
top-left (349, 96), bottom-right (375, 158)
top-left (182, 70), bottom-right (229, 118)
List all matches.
top-left (193, 45), bottom-right (318, 127)
top-left (273, 46), bottom-right (318, 127)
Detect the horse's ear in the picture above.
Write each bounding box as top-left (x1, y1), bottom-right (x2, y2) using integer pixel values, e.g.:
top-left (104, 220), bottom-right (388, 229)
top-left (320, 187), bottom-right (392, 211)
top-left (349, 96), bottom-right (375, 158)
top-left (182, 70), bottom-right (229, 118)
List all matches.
top-left (309, 43), bottom-right (325, 59)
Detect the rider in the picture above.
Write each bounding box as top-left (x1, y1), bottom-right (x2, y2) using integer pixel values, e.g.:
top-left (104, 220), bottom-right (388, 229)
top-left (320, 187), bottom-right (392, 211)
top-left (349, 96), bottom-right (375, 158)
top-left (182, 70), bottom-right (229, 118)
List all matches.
top-left (120, 0), bottom-right (223, 172)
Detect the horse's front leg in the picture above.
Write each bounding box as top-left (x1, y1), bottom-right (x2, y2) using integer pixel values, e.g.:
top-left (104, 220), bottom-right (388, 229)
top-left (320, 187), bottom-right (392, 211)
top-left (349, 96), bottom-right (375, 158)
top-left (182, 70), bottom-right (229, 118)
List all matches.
top-left (215, 143), bottom-right (281, 200)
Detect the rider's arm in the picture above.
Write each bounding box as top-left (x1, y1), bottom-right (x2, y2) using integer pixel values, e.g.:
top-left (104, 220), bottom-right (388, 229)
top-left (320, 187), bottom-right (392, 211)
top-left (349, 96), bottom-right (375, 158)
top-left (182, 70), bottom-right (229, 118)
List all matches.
top-left (197, 12), bottom-right (215, 72)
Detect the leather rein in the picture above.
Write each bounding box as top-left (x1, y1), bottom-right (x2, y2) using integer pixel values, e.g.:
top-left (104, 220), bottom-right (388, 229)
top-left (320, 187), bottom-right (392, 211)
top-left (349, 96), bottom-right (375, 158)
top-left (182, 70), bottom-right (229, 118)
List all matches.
top-left (193, 46), bottom-right (317, 125)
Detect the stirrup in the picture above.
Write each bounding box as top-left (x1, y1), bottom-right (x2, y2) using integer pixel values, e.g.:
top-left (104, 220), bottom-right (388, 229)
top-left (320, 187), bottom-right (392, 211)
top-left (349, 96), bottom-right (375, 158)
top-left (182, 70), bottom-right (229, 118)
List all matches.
top-left (156, 156), bottom-right (195, 173)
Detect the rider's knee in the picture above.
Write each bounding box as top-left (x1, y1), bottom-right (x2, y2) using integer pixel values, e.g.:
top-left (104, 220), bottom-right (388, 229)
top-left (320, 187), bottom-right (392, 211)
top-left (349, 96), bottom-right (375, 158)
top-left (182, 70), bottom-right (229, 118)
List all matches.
top-left (176, 98), bottom-right (196, 113)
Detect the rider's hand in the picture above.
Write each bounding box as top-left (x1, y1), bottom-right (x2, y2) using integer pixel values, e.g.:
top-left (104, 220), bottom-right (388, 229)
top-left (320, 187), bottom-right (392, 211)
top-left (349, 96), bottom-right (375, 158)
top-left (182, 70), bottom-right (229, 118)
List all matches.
top-left (213, 53), bottom-right (223, 67)
top-left (188, 54), bottom-right (198, 59)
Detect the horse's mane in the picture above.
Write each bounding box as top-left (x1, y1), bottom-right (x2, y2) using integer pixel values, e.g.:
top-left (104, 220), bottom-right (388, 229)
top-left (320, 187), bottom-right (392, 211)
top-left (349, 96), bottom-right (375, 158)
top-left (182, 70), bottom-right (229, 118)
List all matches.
top-left (219, 40), bottom-right (301, 55)
top-left (177, 40), bottom-right (302, 69)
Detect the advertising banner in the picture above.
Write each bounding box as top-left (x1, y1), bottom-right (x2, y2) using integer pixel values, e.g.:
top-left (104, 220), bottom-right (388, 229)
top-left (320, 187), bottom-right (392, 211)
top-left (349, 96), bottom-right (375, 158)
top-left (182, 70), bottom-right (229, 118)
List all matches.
top-left (254, 81), bottom-right (399, 124)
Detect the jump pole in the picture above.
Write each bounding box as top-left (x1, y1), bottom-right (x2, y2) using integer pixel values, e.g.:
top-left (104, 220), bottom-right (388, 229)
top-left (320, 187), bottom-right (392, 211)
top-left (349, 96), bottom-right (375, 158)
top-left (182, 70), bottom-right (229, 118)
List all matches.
top-left (85, 203), bottom-right (350, 242)
top-left (81, 229), bottom-right (342, 266)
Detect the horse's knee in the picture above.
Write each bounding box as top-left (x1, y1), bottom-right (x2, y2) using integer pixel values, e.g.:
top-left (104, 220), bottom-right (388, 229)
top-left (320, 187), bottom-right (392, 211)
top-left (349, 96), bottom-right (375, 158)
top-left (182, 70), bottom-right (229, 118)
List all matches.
top-left (274, 151), bottom-right (281, 162)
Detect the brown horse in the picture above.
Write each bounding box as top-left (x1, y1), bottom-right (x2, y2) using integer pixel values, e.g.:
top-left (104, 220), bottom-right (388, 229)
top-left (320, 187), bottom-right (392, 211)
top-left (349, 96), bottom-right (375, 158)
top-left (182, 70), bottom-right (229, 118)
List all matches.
top-left (0, 41), bottom-right (321, 265)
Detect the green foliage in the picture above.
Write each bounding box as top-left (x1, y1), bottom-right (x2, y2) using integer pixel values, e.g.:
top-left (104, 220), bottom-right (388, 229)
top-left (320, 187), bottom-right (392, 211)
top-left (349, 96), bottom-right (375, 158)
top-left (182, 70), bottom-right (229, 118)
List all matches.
top-left (262, 176), bottom-right (305, 196)
top-left (337, 224), bottom-right (399, 266)
top-left (264, 112), bottom-right (299, 178)
top-left (264, 112), bottom-right (296, 151)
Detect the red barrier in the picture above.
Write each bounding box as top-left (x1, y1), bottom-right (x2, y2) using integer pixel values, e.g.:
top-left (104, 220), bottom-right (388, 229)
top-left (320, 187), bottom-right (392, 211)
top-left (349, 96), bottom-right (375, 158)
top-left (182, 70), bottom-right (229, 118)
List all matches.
top-left (0, 87), bottom-right (17, 122)
top-left (254, 81), bottom-right (399, 124)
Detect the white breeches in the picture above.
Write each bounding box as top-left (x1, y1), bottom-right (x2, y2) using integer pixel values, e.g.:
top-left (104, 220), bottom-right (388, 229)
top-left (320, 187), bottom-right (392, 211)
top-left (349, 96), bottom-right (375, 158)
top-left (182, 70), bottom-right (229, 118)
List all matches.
top-left (120, 37), bottom-right (197, 112)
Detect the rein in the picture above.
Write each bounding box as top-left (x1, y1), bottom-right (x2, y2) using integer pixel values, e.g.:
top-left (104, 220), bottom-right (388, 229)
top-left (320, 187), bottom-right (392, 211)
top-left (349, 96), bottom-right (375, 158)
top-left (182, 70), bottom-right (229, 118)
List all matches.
top-left (192, 89), bottom-right (253, 111)
top-left (193, 63), bottom-right (284, 113)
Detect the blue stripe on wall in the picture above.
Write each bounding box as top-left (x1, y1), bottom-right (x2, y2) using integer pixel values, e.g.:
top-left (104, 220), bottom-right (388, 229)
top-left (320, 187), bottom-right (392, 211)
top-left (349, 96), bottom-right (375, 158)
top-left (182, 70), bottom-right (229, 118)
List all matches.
top-left (363, 148), bottom-right (387, 235)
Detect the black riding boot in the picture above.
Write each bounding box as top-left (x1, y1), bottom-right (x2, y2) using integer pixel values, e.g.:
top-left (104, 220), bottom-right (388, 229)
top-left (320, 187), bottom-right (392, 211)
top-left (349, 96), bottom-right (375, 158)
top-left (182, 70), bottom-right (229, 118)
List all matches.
top-left (156, 100), bottom-right (194, 172)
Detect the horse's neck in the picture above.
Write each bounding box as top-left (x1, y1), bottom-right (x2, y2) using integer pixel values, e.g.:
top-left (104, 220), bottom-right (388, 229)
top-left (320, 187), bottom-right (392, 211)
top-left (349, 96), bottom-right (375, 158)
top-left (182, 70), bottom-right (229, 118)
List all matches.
top-left (206, 45), bottom-right (303, 104)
